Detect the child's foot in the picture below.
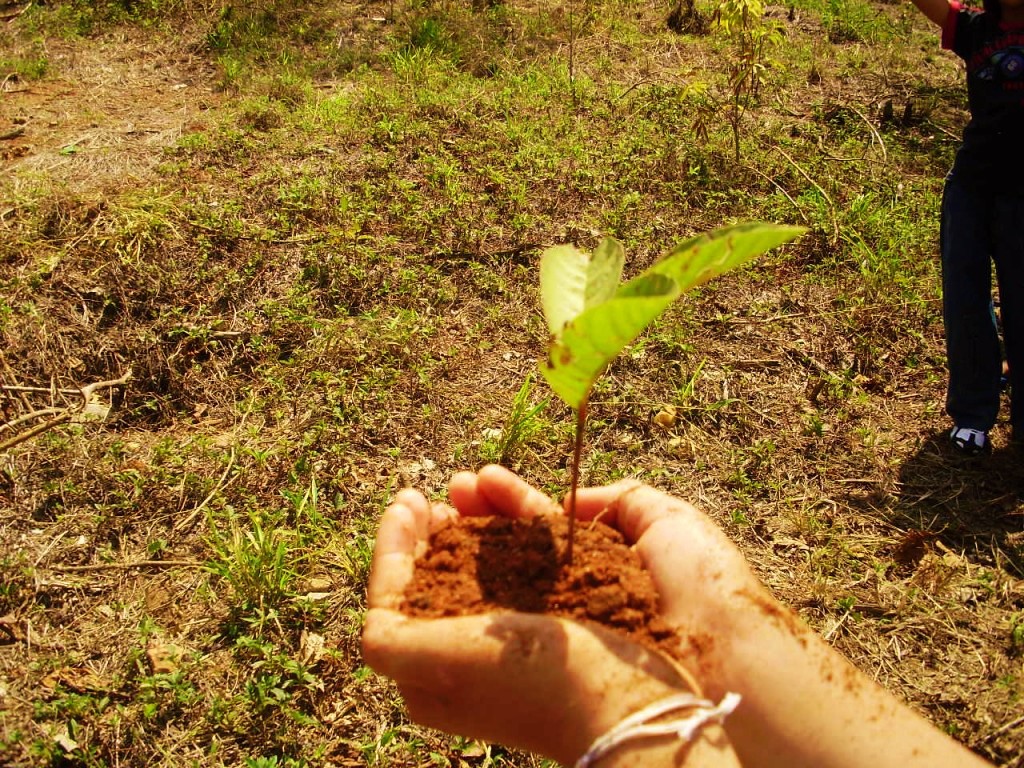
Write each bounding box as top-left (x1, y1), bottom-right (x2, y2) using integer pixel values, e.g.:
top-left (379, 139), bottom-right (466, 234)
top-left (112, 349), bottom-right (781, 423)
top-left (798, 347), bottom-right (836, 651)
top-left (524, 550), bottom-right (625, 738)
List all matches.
top-left (949, 427), bottom-right (990, 456)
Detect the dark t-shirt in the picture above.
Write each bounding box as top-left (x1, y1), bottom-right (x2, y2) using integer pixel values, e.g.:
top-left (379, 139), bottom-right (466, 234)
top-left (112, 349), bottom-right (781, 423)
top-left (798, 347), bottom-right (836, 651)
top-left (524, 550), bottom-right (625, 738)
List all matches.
top-left (943, 2), bottom-right (1024, 192)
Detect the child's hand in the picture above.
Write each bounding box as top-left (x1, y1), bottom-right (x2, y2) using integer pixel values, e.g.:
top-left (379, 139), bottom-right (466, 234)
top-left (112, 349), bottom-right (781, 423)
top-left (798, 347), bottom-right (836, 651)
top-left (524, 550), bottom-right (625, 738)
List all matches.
top-left (572, 475), bottom-right (767, 699)
top-left (361, 470), bottom-right (737, 766)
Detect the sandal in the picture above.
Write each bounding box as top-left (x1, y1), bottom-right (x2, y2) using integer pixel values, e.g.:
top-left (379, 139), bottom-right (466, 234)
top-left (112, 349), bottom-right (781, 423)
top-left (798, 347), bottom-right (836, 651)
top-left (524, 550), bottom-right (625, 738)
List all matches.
top-left (949, 427), bottom-right (990, 456)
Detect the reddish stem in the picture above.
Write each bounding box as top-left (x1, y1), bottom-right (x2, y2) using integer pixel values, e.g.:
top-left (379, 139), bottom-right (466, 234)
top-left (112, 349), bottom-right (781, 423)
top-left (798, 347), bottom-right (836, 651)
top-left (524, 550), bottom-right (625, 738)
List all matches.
top-left (567, 400), bottom-right (588, 566)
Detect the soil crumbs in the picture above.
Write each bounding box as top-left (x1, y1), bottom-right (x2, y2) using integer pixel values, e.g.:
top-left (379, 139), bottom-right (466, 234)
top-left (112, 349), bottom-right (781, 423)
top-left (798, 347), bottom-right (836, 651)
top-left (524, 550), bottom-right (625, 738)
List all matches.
top-left (402, 516), bottom-right (679, 656)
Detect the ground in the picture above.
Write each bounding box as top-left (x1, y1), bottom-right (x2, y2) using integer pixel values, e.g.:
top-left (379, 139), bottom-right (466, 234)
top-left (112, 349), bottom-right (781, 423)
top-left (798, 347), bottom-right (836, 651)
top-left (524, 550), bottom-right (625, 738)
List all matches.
top-left (0, 1), bottom-right (1022, 766)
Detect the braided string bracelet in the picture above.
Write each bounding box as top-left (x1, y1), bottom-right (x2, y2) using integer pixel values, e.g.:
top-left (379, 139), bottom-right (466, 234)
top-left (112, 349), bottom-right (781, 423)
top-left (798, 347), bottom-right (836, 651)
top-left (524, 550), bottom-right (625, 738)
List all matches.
top-left (574, 691), bottom-right (742, 768)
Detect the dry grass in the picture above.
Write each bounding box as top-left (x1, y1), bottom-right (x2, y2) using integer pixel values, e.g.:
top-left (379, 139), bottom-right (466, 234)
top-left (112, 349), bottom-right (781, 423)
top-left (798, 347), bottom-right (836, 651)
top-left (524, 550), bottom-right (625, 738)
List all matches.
top-left (1, 1), bottom-right (1022, 766)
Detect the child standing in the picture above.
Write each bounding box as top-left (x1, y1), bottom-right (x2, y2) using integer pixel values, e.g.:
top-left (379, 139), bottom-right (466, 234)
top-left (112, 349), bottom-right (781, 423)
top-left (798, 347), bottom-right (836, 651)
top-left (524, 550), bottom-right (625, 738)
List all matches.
top-left (912, 0), bottom-right (1024, 454)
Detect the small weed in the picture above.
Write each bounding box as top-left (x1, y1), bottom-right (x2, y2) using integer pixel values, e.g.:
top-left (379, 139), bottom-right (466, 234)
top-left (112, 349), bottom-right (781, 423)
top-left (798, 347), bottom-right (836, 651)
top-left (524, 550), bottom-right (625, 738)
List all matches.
top-left (245, 756), bottom-right (306, 768)
top-left (803, 412), bottom-right (829, 437)
top-left (236, 635), bottom-right (321, 715)
top-left (281, 474), bottom-right (333, 543)
top-left (361, 726), bottom-right (431, 767)
top-left (1010, 612), bottom-right (1024, 651)
top-left (677, 359), bottom-right (706, 405)
top-left (136, 670), bottom-right (202, 721)
top-left (836, 595), bottom-right (857, 612)
top-left (205, 512), bottom-right (297, 635)
top-left (342, 531), bottom-right (376, 591)
top-left (0, 53), bottom-right (48, 80)
top-left (479, 375), bottom-right (550, 466)
top-left (33, 692), bottom-right (110, 721)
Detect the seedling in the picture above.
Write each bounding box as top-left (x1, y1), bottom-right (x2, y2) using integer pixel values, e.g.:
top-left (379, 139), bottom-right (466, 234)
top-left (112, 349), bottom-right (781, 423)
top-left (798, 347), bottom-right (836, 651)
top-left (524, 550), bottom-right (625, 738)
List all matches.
top-left (539, 222), bottom-right (803, 562)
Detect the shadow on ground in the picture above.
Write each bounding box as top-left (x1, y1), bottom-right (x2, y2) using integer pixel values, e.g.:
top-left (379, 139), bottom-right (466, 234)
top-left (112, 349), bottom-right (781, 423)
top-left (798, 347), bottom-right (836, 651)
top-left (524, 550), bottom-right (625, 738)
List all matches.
top-left (895, 428), bottom-right (1024, 575)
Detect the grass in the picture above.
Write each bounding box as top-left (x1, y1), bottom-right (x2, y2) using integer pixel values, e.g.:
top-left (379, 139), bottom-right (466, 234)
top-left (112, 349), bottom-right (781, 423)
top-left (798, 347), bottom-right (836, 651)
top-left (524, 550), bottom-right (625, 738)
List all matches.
top-left (0, 0), bottom-right (1023, 766)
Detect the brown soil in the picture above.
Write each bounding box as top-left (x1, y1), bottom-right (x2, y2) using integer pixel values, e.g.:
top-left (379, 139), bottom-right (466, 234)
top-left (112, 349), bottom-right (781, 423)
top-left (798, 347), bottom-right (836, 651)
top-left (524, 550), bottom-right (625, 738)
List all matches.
top-left (402, 515), bottom-right (680, 658)
top-left (1, 29), bottom-right (218, 190)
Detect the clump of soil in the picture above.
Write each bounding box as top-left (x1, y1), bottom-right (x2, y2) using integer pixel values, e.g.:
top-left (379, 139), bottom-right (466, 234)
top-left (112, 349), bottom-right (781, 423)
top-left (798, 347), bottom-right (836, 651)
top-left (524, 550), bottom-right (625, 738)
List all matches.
top-left (401, 515), bottom-right (679, 657)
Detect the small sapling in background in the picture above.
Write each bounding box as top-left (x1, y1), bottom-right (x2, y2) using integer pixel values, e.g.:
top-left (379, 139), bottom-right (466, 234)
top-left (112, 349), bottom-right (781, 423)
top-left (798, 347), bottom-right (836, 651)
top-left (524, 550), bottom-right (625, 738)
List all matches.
top-left (539, 222), bottom-right (804, 563)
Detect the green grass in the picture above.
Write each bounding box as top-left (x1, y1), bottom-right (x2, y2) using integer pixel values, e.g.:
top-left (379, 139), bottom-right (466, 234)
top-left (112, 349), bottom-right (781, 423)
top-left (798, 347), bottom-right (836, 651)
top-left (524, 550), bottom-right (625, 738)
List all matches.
top-left (1, 0), bottom-right (1022, 766)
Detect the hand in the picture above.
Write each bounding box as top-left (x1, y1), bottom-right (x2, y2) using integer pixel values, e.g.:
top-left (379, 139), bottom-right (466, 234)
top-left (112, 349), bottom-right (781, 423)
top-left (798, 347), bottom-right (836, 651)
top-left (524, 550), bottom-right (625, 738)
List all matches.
top-left (362, 467), bottom-right (739, 766)
top-left (566, 473), bottom-right (991, 768)
top-left (571, 477), bottom-right (768, 700)
top-left (448, 466), bottom-right (766, 701)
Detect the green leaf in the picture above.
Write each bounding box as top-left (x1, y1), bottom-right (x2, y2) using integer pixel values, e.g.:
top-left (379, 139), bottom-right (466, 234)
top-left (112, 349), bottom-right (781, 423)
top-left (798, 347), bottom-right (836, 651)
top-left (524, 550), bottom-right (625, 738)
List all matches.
top-left (539, 238), bottom-right (624, 336)
top-left (540, 223), bottom-right (803, 410)
top-left (541, 274), bottom-right (677, 409)
top-left (636, 221), bottom-right (805, 295)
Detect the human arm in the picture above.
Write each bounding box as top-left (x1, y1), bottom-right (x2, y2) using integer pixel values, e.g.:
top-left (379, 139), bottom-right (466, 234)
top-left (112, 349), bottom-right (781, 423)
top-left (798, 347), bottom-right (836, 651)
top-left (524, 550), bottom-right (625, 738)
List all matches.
top-left (910, 0), bottom-right (953, 27)
top-left (572, 478), bottom-right (992, 768)
top-left (361, 475), bottom-right (741, 767)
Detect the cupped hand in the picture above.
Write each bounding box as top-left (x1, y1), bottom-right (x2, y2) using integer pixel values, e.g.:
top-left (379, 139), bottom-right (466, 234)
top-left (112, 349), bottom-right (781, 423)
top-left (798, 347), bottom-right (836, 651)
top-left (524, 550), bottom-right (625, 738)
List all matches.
top-left (573, 479), bottom-right (762, 618)
top-left (361, 467), bottom-right (727, 765)
top-left (452, 465), bottom-right (766, 700)
top-left (570, 474), bottom-right (767, 700)
top-left (364, 467), bottom-right (994, 768)
top-left (448, 465), bottom-right (762, 630)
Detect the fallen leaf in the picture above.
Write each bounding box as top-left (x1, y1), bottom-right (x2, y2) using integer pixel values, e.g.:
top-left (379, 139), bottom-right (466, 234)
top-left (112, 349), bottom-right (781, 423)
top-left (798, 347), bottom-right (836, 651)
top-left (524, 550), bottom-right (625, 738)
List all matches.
top-left (40, 667), bottom-right (108, 693)
top-left (146, 639), bottom-right (185, 674)
top-left (299, 630), bottom-right (325, 666)
top-left (302, 577), bottom-right (333, 592)
top-left (653, 406), bottom-right (677, 429)
top-left (0, 614), bottom-right (22, 643)
top-left (54, 727), bottom-right (79, 753)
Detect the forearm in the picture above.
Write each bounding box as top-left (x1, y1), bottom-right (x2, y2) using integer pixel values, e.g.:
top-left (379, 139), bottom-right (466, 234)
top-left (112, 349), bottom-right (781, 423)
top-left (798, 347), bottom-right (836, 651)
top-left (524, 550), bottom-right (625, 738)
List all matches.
top-left (699, 585), bottom-right (989, 768)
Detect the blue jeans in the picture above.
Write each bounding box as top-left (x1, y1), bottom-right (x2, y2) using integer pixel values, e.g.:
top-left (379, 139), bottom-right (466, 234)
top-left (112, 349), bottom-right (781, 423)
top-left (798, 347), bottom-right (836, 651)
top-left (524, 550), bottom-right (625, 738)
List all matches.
top-left (941, 175), bottom-right (1024, 432)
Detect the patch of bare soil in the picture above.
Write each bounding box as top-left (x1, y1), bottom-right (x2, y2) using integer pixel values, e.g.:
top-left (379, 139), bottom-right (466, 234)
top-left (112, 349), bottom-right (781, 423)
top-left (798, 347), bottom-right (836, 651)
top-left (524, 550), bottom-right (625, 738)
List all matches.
top-left (1, 27), bottom-right (218, 191)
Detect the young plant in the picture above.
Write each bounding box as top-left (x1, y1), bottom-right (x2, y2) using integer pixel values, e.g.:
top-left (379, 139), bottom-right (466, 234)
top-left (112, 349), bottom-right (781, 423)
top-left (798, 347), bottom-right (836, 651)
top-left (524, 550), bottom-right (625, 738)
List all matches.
top-left (481, 374), bottom-right (550, 466)
top-left (539, 222), bottom-right (803, 562)
top-left (712, 0), bottom-right (783, 161)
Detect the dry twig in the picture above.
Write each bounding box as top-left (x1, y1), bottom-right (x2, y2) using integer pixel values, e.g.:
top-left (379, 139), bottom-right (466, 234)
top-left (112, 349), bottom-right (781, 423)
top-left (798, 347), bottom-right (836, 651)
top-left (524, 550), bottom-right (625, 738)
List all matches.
top-left (0, 369), bottom-right (132, 453)
top-left (47, 560), bottom-right (202, 572)
top-left (774, 144), bottom-right (840, 244)
top-left (173, 446), bottom-right (237, 534)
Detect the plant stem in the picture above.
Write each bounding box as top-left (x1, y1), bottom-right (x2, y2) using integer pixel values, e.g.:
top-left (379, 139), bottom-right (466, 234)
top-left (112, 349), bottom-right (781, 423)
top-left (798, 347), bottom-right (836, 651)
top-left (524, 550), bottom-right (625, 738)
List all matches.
top-left (568, 0), bottom-right (577, 108)
top-left (567, 400), bottom-right (588, 565)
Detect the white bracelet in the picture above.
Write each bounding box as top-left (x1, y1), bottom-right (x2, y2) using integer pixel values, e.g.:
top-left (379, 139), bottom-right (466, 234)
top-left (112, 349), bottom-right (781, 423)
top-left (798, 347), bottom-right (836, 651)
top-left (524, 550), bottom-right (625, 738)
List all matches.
top-left (574, 691), bottom-right (742, 768)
